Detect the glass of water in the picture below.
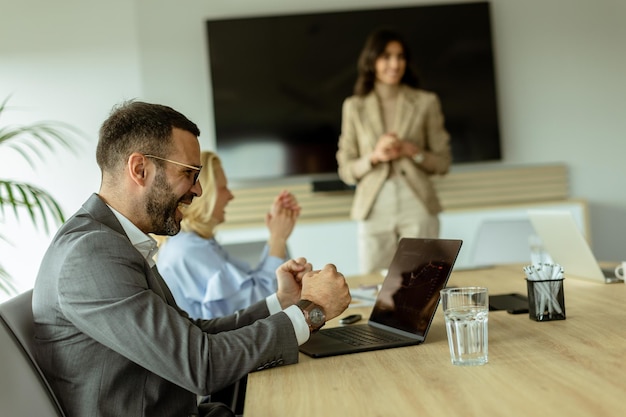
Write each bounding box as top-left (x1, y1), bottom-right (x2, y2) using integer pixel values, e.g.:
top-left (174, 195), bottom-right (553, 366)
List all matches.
top-left (440, 287), bottom-right (489, 366)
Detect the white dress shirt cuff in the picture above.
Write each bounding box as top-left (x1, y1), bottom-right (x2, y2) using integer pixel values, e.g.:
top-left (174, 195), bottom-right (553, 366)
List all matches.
top-left (283, 305), bottom-right (311, 345)
top-left (266, 294), bottom-right (310, 344)
top-left (266, 293), bottom-right (282, 315)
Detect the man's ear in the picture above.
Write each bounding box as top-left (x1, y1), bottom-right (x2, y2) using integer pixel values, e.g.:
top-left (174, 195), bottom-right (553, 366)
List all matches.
top-left (128, 152), bottom-right (148, 186)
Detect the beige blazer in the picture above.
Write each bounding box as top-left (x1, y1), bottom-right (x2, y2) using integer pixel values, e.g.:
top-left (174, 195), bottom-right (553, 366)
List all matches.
top-left (336, 86), bottom-right (451, 220)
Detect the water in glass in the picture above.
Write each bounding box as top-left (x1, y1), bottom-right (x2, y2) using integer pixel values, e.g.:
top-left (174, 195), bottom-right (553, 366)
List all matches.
top-left (444, 306), bottom-right (488, 366)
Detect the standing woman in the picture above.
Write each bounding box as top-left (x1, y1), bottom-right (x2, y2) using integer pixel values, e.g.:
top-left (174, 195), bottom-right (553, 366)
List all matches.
top-left (336, 28), bottom-right (452, 274)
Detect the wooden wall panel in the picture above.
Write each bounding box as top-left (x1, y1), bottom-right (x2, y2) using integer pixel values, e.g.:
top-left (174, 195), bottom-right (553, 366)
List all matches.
top-left (222, 164), bottom-right (569, 229)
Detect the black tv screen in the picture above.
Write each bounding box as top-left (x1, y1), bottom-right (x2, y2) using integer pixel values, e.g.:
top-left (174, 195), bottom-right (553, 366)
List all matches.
top-left (207, 1), bottom-right (501, 182)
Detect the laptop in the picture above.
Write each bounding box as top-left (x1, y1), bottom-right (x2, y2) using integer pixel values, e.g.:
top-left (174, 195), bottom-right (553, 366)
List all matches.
top-left (470, 218), bottom-right (536, 267)
top-left (299, 237), bottom-right (463, 358)
top-left (528, 210), bottom-right (622, 284)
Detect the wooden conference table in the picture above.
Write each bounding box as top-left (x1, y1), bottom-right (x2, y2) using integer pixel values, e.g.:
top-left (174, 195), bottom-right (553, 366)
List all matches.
top-left (243, 264), bottom-right (626, 417)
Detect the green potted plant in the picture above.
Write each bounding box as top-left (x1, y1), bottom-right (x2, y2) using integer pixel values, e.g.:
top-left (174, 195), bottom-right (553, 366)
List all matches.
top-left (0, 96), bottom-right (82, 295)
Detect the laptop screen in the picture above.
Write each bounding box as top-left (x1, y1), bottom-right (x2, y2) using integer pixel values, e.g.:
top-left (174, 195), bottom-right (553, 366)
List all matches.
top-left (528, 210), bottom-right (607, 282)
top-left (369, 238), bottom-right (462, 337)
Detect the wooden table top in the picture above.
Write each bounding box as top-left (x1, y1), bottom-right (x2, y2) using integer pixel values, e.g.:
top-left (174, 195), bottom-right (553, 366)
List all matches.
top-left (243, 264), bottom-right (626, 417)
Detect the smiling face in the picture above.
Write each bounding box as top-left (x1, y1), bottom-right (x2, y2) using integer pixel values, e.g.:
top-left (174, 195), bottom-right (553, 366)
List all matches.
top-left (145, 128), bottom-right (203, 235)
top-left (374, 41), bottom-right (407, 86)
top-left (145, 168), bottom-right (182, 235)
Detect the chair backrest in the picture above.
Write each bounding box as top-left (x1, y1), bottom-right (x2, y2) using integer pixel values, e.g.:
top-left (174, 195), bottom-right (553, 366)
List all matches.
top-left (0, 289), bottom-right (66, 416)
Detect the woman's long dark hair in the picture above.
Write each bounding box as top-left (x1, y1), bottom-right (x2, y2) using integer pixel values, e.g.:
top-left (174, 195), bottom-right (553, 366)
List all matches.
top-left (353, 28), bottom-right (419, 96)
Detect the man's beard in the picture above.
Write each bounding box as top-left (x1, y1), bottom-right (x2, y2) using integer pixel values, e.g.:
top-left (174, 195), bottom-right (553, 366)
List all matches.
top-left (145, 170), bottom-right (182, 236)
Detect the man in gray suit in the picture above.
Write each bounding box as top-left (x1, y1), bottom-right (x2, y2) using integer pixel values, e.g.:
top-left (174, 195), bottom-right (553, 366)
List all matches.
top-left (32, 101), bottom-right (351, 417)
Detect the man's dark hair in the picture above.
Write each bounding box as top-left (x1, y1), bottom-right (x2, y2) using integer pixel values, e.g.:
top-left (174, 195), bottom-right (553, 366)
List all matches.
top-left (96, 100), bottom-right (201, 173)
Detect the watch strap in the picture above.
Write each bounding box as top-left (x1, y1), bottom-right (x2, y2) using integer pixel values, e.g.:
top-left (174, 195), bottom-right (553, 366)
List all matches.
top-left (296, 299), bottom-right (326, 333)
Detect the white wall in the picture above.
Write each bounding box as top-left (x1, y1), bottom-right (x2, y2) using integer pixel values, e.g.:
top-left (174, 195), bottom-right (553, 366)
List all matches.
top-left (0, 0), bottom-right (143, 297)
top-left (1, 0), bottom-right (625, 299)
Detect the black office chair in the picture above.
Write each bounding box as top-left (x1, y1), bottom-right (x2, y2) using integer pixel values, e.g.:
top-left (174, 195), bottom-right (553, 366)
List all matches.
top-left (0, 289), bottom-right (242, 417)
top-left (0, 289), bottom-right (66, 416)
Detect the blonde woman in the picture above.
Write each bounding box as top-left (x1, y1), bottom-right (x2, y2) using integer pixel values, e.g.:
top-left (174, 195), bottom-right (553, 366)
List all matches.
top-left (157, 151), bottom-right (301, 318)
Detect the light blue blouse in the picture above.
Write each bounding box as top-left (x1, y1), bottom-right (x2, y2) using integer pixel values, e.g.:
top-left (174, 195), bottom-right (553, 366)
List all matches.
top-left (156, 231), bottom-right (286, 319)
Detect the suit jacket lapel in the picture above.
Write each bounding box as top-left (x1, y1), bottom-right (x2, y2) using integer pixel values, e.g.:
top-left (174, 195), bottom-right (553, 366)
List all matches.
top-left (150, 266), bottom-right (176, 304)
top-left (364, 92), bottom-right (385, 145)
top-left (395, 86), bottom-right (416, 139)
top-left (83, 193), bottom-right (126, 235)
top-left (83, 194), bottom-right (173, 303)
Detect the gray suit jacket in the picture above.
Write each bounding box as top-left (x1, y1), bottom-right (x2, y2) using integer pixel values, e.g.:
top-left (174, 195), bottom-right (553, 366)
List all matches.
top-left (32, 193), bottom-right (299, 417)
top-left (336, 86), bottom-right (451, 220)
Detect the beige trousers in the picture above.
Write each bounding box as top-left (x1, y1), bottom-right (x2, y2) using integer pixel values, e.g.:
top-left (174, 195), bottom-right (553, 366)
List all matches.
top-left (357, 175), bottom-right (439, 274)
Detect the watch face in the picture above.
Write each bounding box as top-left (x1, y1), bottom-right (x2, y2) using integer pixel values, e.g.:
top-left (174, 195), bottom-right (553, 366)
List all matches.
top-left (309, 308), bottom-right (325, 325)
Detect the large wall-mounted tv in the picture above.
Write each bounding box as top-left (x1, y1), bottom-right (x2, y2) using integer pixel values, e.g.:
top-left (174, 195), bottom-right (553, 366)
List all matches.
top-left (206, 1), bottom-right (501, 182)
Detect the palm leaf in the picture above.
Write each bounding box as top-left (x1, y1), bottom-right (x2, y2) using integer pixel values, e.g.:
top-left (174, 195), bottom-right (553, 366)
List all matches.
top-left (0, 114), bottom-right (82, 168)
top-left (0, 180), bottom-right (65, 233)
top-left (0, 95), bottom-right (83, 295)
top-left (0, 181), bottom-right (66, 295)
top-left (0, 265), bottom-right (18, 295)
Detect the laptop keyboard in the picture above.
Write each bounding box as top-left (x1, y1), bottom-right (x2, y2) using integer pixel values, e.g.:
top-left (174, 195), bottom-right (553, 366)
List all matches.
top-left (323, 325), bottom-right (403, 346)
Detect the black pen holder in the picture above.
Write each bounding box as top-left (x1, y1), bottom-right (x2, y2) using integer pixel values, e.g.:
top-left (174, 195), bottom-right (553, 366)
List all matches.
top-left (526, 278), bottom-right (566, 321)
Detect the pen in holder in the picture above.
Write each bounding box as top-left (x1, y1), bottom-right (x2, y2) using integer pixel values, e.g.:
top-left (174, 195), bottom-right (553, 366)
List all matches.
top-left (523, 264), bottom-right (566, 321)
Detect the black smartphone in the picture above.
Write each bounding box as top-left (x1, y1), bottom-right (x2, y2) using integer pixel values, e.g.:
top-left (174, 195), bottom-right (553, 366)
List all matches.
top-left (489, 293), bottom-right (529, 314)
top-left (339, 314), bottom-right (362, 325)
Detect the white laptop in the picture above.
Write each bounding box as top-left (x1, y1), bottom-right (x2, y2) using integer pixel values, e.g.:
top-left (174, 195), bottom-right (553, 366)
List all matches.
top-left (470, 218), bottom-right (537, 267)
top-left (528, 210), bottom-right (622, 284)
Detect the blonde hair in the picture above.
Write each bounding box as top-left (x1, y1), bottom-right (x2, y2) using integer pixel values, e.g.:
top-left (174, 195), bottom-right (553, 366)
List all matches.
top-left (180, 151), bottom-right (222, 238)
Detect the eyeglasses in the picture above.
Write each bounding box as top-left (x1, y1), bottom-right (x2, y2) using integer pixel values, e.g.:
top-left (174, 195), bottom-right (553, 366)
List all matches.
top-left (144, 154), bottom-right (202, 184)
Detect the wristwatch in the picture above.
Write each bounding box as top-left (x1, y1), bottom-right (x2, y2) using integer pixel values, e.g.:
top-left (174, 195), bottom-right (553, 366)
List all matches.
top-left (296, 300), bottom-right (326, 333)
top-left (413, 152), bottom-right (425, 164)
